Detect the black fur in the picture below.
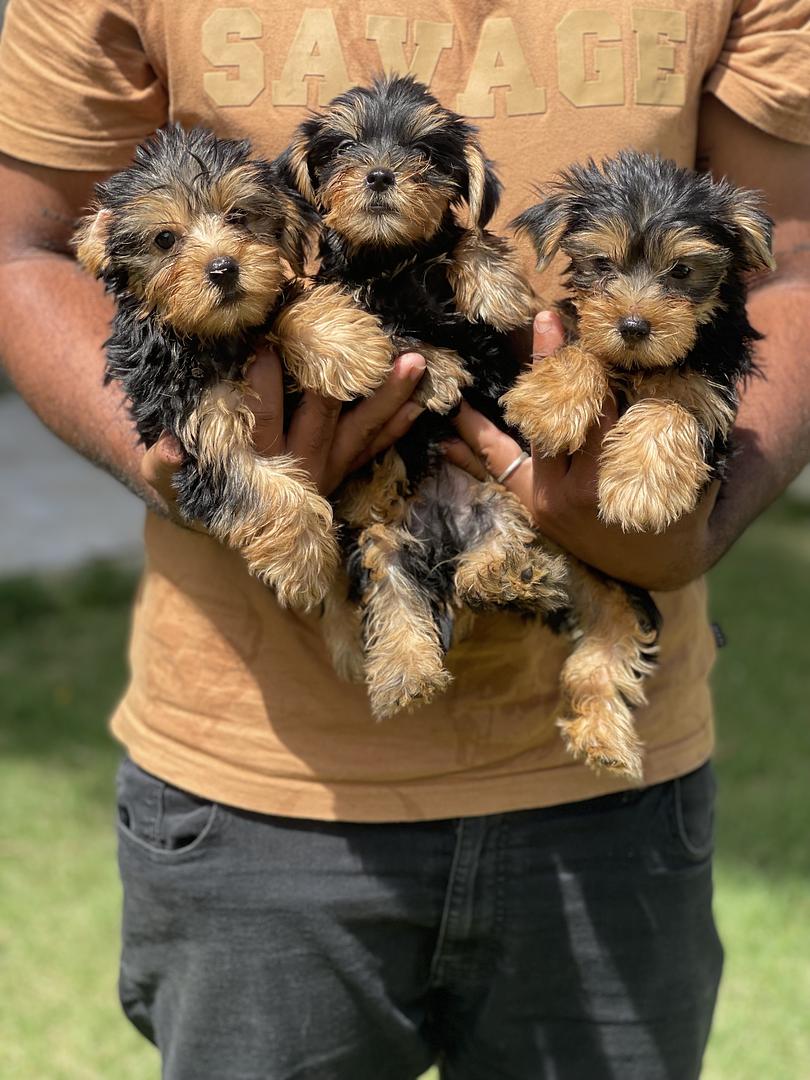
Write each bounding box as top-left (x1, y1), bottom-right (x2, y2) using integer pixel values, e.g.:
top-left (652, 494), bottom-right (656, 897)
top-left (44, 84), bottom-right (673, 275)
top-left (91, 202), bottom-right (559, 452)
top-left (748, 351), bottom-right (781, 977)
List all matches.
top-left (83, 125), bottom-right (313, 533)
top-left (515, 150), bottom-right (769, 477)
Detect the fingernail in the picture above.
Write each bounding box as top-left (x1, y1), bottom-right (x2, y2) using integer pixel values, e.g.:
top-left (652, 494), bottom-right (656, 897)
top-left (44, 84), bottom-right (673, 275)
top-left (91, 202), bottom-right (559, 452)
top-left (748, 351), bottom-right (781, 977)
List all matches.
top-left (534, 311), bottom-right (554, 333)
top-left (397, 353), bottom-right (427, 381)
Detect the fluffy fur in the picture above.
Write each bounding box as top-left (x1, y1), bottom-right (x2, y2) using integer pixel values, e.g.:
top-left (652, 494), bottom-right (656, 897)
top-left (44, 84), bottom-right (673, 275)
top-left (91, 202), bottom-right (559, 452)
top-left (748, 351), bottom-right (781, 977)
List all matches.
top-left (73, 126), bottom-right (388, 609)
top-left (505, 150), bottom-right (774, 533)
top-left (279, 78), bottom-right (663, 779)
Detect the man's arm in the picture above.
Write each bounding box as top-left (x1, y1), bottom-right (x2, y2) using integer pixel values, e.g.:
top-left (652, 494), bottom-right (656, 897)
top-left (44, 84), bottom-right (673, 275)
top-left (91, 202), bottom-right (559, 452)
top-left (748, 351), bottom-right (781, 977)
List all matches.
top-left (0, 155), bottom-right (164, 505)
top-left (0, 154), bottom-right (425, 517)
top-left (445, 100), bottom-right (810, 591)
top-left (698, 96), bottom-right (810, 561)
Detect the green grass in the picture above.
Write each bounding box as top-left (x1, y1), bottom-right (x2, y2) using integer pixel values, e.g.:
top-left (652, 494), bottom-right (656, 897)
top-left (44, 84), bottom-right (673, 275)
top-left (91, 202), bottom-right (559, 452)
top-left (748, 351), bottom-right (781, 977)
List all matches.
top-left (1, 499), bottom-right (809, 1080)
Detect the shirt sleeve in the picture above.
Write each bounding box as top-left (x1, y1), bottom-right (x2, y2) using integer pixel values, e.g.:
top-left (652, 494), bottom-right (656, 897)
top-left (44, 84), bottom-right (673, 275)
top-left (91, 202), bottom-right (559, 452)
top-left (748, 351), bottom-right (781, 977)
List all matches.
top-left (705, 0), bottom-right (810, 145)
top-left (0, 0), bottom-right (167, 170)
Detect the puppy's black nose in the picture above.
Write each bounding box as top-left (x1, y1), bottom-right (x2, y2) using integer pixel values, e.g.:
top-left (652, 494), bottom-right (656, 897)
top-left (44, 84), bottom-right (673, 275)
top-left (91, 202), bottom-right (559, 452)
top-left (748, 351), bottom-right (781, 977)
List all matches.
top-left (207, 256), bottom-right (239, 289)
top-left (366, 169), bottom-right (395, 192)
top-left (618, 315), bottom-right (651, 343)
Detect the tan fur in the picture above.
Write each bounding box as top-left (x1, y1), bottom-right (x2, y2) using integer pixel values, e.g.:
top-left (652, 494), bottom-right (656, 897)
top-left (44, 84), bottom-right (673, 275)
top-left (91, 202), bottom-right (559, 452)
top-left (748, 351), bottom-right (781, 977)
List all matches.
top-left (455, 482), bottom-right (569, 610)
top-left (407, 343), bottom-right (473, 414)
top-left (727, 190), bottom-right (777, 272)
top-left (283, 130), bottom-right (317, 204)
top-left (567, 220), bottom-right (632, 266)
top-left (462, 143), bottom-right (489, 227)
top-left (321, 160), bottom-right (455, 250)
top-left (144, 226), bottom-right (285, 338)
top-left (624, 368), bottom-right (736, 443)
top-left (181, 383), bottom-right (339, 609)
top-left (336, 448), bottom-right (409, 528)
top-left (598, 398), bottom-right (711, 533)
top-left (501, 344), bottom-right (610, 455)
top-left (360, 523), bottom-right (452, 719)
top-left (576, 286), bottom-right (699, 370)
top-left (557, 562), bottom-right (658, 780)
top-left (273, 283), bottom-right (393, 400)
top-left (321, 571), bottom-right (366, 684)
top-left (73, 208), bottom-right (112, 276)
top-left (448, 230), bottom-right (536, 332)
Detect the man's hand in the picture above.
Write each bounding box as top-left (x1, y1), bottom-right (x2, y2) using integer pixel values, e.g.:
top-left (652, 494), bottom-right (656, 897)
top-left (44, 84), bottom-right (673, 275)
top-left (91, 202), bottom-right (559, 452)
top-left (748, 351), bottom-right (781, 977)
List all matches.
top-left (142, 344), bottom-right (427, 519)
top-left (442, 311), bottom-right (720, 591)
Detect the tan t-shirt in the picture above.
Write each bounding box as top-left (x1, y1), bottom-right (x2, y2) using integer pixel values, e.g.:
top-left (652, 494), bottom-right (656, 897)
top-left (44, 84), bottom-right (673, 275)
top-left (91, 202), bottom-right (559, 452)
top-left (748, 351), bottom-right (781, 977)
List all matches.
top-left (1, 0), bottom-right (808, 821)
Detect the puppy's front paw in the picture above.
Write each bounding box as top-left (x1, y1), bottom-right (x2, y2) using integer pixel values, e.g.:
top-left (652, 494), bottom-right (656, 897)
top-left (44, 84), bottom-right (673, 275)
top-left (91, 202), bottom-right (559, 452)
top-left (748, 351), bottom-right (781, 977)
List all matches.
top-left (598, 400), bottom-right (711, 532)
top-left (275, 284), bottom-right (393, 400)
top-left (502, 348), bottom-right (607, 455)
top-left (410, 345), bottom-right (473, 414)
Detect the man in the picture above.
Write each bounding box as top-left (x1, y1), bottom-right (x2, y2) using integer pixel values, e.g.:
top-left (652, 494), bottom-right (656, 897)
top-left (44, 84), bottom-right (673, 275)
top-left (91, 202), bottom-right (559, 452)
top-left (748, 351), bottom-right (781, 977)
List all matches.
top-left (0, 1), bottom-right (808, 1077)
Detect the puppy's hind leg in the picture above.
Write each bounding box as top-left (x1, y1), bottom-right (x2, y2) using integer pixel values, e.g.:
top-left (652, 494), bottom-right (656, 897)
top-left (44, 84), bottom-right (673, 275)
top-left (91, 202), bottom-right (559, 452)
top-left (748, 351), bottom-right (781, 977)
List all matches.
top-left (178, 382), bottom-right (338, 610)
top-left (320, 567), bottom-right (365, 685)
top-left (556, 563), bottom-right (660, 781)
top-left (359, 522), bottom-right (452, 720)
top-left (453, 475), bottom-right (569, 614)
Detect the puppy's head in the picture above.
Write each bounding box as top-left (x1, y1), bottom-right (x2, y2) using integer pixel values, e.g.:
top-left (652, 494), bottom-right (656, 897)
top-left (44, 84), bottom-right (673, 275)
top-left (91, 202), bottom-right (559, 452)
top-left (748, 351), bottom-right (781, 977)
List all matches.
top-left (513, 150), bottom-right (775, 369)
top-left (278, 74), bottom-right (500, 251)
top-left (73, 126), bottom-right (317, 338)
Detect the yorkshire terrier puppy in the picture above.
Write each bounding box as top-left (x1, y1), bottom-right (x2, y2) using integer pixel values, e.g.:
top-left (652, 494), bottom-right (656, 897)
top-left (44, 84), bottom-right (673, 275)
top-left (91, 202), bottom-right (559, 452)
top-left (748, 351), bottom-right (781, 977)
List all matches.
top-left (279, 75), bottom-right (569, 718)
top-left (504, 151), bottom-right (774, 533)
top-left (74, 125), bottom-right (392, 609)
top-left (278, 78), bottom-right (661, 780)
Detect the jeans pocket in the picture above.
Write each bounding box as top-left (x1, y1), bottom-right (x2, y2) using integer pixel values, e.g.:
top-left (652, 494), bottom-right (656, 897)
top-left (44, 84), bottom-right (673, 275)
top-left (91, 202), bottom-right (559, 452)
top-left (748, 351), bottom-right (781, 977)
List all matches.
top-left (116, 755), bottom-right (219, 860)
top-left (671, 762), bottom-right (716, 861)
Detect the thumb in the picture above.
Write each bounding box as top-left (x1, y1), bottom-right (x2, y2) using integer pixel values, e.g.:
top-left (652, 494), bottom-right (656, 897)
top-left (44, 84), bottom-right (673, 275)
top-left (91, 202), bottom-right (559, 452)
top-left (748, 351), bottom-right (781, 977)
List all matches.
top-left (532, 310), bottom-right (566, 364)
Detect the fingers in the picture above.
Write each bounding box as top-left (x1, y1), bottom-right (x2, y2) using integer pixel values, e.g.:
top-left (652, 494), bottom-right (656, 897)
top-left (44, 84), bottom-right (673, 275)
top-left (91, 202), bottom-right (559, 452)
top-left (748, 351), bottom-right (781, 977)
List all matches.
top-left (348, 399), bottom-right (424, 472)
top-left (531, 310), bottom-right (566, 362)
top-left (287, 390), bottom-right (342, 487)
top-left (141, 431), bottom-right (185, 506)
top-left (525, 310), bottom-right (584, 495)
top-left (451, 401), bottom-right (532, 495)
top-left (245, 342), bottom-right (285, 456)
top-left (326, 353), bottom-right (426, 488)
top-left (440, 437), bottom-right (489, 482)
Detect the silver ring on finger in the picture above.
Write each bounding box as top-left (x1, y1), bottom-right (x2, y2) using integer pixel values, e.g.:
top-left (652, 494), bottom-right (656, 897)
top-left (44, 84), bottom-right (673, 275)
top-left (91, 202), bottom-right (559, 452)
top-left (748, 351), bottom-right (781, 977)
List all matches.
top-left (495, 451), bottom-right (530, 485)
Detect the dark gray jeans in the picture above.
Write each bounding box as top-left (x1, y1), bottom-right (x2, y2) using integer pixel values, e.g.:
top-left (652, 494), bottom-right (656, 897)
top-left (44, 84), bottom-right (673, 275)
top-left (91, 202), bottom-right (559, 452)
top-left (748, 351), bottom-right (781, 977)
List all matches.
top-left (116, 756), bottom-right (723, 1080)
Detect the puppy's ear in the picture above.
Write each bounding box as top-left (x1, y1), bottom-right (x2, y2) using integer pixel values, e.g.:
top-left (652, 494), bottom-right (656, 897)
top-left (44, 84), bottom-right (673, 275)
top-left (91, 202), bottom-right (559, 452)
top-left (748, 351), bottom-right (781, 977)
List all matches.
top-left (276, 186), bottom-right (320, 276)
top-left (510, 195), bottom-right (574, 272)
top-left (72, 207), bottom-right (113, 277)
top-left (725, 187), bottom-right (776, 272)
top-left (275, 126), bottom-right (318, 205)
top-left (462, 142), bottom-right (501, 229)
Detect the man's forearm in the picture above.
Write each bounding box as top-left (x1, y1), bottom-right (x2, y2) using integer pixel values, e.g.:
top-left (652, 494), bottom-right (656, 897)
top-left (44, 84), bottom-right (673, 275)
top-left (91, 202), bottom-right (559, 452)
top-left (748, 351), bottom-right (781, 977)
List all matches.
top-left (0, 251), bottom-right (167, 514)
top-left (707, 260), bottom-right (810, 567)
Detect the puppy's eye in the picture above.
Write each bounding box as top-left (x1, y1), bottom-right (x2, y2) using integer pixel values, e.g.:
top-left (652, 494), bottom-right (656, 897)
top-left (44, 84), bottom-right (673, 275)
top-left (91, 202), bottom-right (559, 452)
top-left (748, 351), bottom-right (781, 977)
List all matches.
top-left (592, 256), bottom-right (613, 275)
top-left (154, 230), bottom-right (177, 251)
top-left (337, 139), bottom-right (354, 153)
top-left (225, 208), bottom-right (248, 226)
top-left (669, 262), bottom-right (692, 279)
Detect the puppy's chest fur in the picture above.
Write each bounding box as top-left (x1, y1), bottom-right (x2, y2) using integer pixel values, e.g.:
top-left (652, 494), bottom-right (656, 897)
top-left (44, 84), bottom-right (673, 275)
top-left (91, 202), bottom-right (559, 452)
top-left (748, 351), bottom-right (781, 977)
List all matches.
top-left (105, 293), bottom-right (289, 448)
top-left (317, 222), bottom-right (524, 478)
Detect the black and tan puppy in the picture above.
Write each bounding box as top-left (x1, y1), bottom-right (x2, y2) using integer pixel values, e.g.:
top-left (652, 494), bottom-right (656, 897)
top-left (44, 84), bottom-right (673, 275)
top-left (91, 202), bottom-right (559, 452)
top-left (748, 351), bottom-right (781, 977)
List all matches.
top-left (279, 75), bottom-right (569, 718)
top-left (74, 125), bottom-right (392, 609)
top-left (278, 78), bottom-right (663, 782)
top-left (504, 151), bottom-right (774, 533)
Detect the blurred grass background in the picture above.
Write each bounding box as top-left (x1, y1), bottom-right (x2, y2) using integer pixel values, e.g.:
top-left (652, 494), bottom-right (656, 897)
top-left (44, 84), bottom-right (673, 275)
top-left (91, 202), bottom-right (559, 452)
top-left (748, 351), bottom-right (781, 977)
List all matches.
top-left (1, 496), bottom-right (808, 1079)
